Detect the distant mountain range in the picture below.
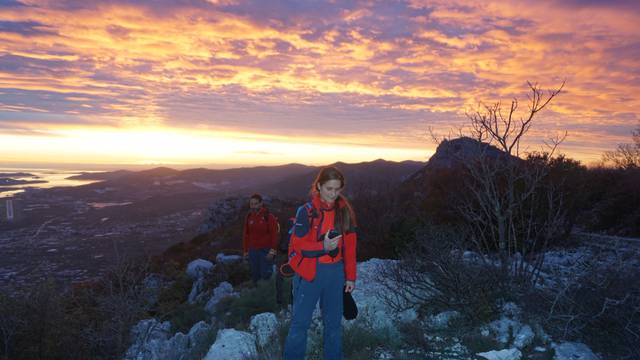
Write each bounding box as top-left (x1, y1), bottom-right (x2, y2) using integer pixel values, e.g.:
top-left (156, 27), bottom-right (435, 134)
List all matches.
top-left (68, 160), bottom-right (425, 200)
top-left (261, 159), bottom-right (424, 199)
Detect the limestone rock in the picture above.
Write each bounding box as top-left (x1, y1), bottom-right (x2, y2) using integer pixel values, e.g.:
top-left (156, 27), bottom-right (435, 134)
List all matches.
top-left (188, 276), bottom-right (206, 304)
top-left (553, 342), bottom-right (600, 360)
top-left (123, 319), bottom-right (172, 360)
top-left (249, 312), bottom-right (278, 347)
top-left (186, 259), bottom-right (214, 279)
top-left (426, 310), bottom-right (460, 330)
top-left (205, 281), bottom-right (236, 314)
top-left (216, 252), bottom-right (242, 265)
top-left (477, 348), bottom-right (523, 360)
top-left (513, 324), bottom-right (534, 349)
top-left (203, 329), bottom-right (257, 360)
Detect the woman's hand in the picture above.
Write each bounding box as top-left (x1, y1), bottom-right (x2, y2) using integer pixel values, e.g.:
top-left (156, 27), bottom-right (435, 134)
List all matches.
top-left (344, 280), bottom-right (355, 293)
top-left (323, 232), bottom-right (341, 251)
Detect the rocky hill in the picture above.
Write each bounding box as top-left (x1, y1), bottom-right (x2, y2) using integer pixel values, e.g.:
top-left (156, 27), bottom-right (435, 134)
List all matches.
top-left (404, 137), bottom-right (509, 186)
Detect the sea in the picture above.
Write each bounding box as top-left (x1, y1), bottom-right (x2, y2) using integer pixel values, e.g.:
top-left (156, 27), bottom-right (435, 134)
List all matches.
top-left (0, 167), bottom-right (100, 198)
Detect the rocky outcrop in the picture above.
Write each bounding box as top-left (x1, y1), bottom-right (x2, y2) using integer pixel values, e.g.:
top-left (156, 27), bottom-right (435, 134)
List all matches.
top-left (215, 253), bottom-right (242, 265)
top-left (124, 319), bottom-right (214, 360)
top-left (427, 137), bottom-right (507, 171)
top-left (198, 197), bottom-right (245, 234)
top-left (552, 342), bottom-right (600, 360)
top-left (124, 319), bottom-right (172, 360)
top-left (142, 274), bottom-right (165, 308)
top-left (186, 259), bottom-right (215, 304)
top-left (127, 257), bottom-right (602, 360)
top-left (203, 329), bottom-right (257, 360)
top-left (186, 259), bottom-right (214, 280)
top-left (351, 258), bottom-right (419, 330)
top-left (482, 303), bottom-right (537, 350)
top-left (249, 312), bottom-right (278, 347)
top-left (477, 348), bottom-right (523, 360)
top-left (425, 310), bottom-right (461, 330)
top-left (204, 281), bottom-right (237, 314)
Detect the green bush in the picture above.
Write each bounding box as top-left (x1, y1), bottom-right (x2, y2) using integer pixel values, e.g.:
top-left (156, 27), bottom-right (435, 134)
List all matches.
top-left (155, 273), bottom-right (193, 316)
top-left (167, 303), bottom-right (210, 334)
top-left (216, 278), bottom-right (278, 329)
top-left (342, 324), bottom-right (399, 360)
top-left (218, 260), bottom-right (252, 287)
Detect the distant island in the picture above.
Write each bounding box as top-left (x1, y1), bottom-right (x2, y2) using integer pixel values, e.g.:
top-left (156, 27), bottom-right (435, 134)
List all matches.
top-left (0, 178), bottom-right (47, 186)
top-left (66, 170), bottom-right (132, 181)
top-left (0, 172), bottom-right (39, 178)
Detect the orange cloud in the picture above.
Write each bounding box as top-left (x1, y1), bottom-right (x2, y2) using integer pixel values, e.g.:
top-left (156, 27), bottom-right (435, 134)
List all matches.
top-left (0, 0), bottom-right (638, 165)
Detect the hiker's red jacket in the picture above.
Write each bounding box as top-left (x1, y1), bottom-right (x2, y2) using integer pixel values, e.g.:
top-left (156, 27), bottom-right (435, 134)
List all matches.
top-left (242, 207), bottom-right (279, 253)
top-left (288, 194), bottom-right (357, 282)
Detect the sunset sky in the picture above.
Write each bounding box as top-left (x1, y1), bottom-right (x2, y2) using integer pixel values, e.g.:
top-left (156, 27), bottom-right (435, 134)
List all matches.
top-left (1, 0), bottom-right (639, 168)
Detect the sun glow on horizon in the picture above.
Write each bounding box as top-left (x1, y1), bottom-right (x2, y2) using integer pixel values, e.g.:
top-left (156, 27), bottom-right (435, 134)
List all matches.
top-left (0, 127), bottom-right (431, 167)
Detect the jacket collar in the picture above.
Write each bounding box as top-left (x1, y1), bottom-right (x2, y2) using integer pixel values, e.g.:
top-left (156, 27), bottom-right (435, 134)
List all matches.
top-left (312, 192), bottom-right (341, 211)
top-left (250, 206), bottom-right (267, 216)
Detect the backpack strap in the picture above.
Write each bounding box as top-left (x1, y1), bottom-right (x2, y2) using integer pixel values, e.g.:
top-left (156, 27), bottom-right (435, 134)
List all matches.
top-left (292, 202), bottom-right (314, 238)
top-left (292, 201), bottom-right (336, 258)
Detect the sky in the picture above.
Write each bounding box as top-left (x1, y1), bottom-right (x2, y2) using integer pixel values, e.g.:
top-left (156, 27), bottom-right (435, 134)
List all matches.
top-left (0, 0), bottom-right (639, 168)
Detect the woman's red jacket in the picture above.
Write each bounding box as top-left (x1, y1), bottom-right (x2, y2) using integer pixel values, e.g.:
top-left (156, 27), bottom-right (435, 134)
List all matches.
top-left (288, 194), bottom-right (357, 283)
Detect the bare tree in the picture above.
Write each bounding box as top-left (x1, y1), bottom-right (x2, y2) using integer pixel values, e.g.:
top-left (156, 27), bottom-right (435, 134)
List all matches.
top-left (444, 81), bottom-right (569, 284)
top-left (603, 123), bottom-right (640, 169)
top-left (77, 248), bottom-right (152, 358)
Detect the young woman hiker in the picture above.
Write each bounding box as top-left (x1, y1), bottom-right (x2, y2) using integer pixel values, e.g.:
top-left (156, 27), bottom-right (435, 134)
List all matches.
top-left (283, 166), bottom-right (357, 360)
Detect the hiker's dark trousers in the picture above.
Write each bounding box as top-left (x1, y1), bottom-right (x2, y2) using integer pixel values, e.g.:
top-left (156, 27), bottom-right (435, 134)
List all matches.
top-left (248, 248), bottom-right (273, 283)
top-left (275, 254), bottom-right (288, 305)
top-left (284, 261), bottom-right (344, 360)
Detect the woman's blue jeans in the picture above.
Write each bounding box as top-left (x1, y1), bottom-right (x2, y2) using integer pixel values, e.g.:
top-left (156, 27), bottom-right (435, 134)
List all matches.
top-left (284, 262), bottom-right (344, 360)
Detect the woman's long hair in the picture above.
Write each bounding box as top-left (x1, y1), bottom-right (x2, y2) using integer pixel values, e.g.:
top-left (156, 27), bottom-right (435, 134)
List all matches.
top-left (311, 166), bottom-right (357, 234)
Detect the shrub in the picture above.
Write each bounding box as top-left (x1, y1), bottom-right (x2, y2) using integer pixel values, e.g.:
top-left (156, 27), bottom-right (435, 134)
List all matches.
top-left (581, 167), bottom-right (640, 236)
top-left (215, 278), bottom-right (278, 329)
top-left (527, 250), bottom-right (640, 359)
top-left (217, 260), bottom-right (252, 287)
top-left (350, 188), bottom-right (410, 260)
top-left (342, 324), bottom-right (400, 360)
top-left (378, 224), bottom-right (518, 325)
top-left (155, 273), bottom-right (193, 316)
top-left (396, 320), bottom-right (434, 353)
top-left (166, 303), bottom-right (209, 334)
top-left (0, 256), bottom-right (152, 359)
top-left (2, 279), bottom-right (69, 360)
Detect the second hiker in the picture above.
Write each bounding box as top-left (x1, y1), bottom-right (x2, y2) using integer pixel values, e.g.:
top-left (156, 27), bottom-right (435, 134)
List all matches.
top-left (242, 193), bottom-right (279, 284)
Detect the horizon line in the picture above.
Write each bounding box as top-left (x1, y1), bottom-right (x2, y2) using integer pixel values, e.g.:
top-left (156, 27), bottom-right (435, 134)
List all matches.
top-left (0, 158), bottom-right (427, 172)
